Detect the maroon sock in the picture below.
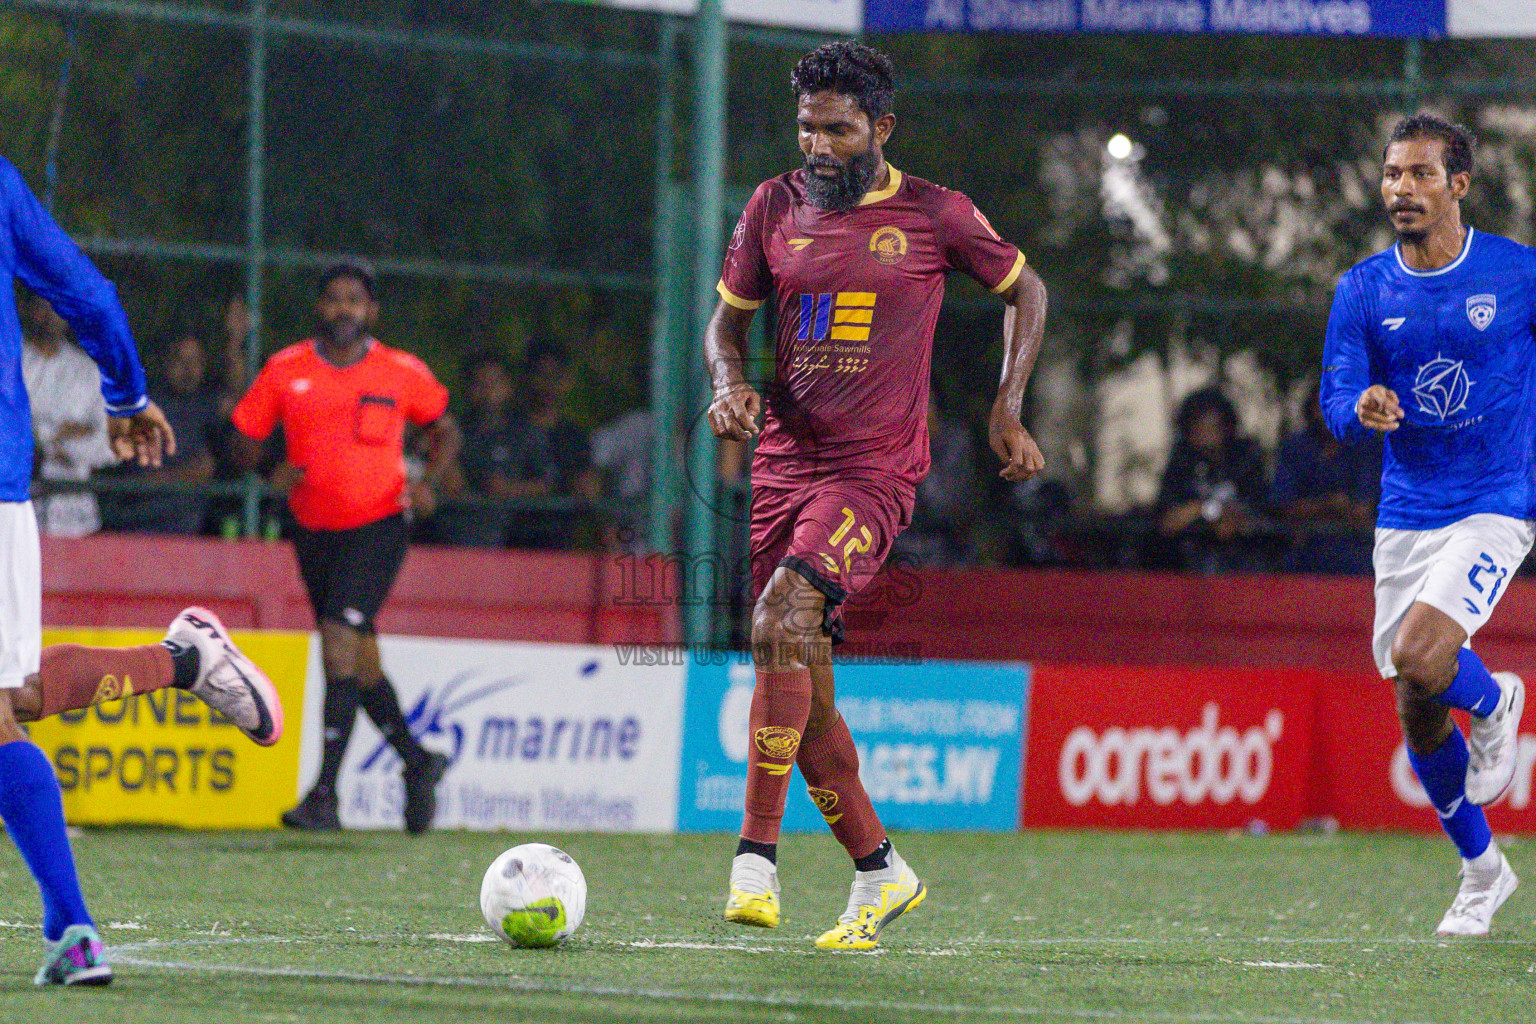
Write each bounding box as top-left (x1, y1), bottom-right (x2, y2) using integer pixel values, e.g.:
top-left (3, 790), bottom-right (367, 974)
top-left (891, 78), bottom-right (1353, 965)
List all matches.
top-left (740, 668), bottom-right (813, 845)
top-left (38, 644), bottom-right (176, 718)
top-left (797, 714), bottom-right (887, 861)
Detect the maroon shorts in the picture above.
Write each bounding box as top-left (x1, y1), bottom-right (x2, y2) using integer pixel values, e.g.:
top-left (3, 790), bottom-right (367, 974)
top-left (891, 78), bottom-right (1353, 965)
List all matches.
top-left (749, 472), bottom-right (915, 641)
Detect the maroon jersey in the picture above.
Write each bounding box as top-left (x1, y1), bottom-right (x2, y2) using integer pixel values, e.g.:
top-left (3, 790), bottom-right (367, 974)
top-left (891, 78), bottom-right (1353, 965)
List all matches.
top-left (718, 165), bottom-right (1025, 487)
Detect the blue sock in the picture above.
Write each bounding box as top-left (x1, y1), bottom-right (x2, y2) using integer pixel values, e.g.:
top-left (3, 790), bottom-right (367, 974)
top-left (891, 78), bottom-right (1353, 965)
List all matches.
top-left (0, 740), bottom-right (93, 941)
top-left (1407, 728), bottom-right (1492, 860)
top-left (1436, 648), bottom-right (1502, 717)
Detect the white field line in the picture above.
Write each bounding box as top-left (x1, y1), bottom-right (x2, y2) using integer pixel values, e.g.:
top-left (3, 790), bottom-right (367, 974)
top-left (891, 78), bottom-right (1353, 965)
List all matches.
top-left (106, 946), bottom-right (1439, 1024)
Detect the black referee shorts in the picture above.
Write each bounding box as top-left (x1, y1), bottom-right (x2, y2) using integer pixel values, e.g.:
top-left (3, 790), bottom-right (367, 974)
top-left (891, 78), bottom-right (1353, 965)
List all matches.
top-left (291, 513), bottom-right (409, 635)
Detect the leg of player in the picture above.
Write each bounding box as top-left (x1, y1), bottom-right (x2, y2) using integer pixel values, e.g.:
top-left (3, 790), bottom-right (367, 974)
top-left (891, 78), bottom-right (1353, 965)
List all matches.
top-left (355, 633), bottom-right (449, 835)
top-left (0, 689), bottom-right (111, 986)
top-left (723, 566), bottom-right (823, 929)
top-left (1392, 602), bottom-right (1519, 936)
top-left (282, 618), bottom-right (363, 831)
top-left (799, 646), bottom-right (925, 951)
top-left (9, 608), bottom-right (282, 746)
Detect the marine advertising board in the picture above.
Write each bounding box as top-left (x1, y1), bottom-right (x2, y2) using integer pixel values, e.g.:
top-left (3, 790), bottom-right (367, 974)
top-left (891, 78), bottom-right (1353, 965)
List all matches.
top-left (677, 655), bottom-right (1028, 833)
top-left (315, 638), bottom-right (686, 832)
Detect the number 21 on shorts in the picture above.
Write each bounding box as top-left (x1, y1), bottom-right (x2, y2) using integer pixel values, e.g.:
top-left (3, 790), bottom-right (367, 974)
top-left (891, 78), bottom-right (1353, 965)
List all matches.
top-left (1464, 551), bottom-right (1509, 616)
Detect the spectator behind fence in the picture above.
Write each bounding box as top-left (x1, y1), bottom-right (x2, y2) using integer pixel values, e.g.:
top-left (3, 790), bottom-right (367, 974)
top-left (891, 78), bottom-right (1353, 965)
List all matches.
top-left (1155, 386), bottom-right (1268, 573)
top-left (591, 401), bottom-right (652, 551)
top-left (893, 391), bottom-right (978, 567)
top-left (1271, 385), bottom-right (1380, 575)
top-left (20, 293), bottom-right (115, 537)
top-left (435, 349), bottom-right (548, 547)
top-left (508, 339), bottom-right (599, 549)
top-left (103, 331), bottom-right (219, 534)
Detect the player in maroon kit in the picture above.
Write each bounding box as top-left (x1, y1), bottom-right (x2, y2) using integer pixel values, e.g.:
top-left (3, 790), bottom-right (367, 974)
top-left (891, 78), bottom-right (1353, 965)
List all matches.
top-left (706, 42), bottom-right (1047, 950)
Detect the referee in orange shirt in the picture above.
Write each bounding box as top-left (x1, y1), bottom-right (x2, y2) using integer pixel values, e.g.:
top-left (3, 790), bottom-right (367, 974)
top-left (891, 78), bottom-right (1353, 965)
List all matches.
top-left (232, 261), bottom-right (462, 833)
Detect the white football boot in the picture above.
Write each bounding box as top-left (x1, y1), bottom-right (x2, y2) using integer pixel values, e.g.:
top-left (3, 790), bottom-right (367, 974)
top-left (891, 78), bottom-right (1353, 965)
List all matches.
top-left (1436, 846), bottom-right (1519, 937)
top-left (1466, 672), bottom-right (1524, 806)
top-left (815, 847), bottom-right (926, 950)
top-left (723, 852), bottom-right (781, 928)
top-left (166, 606), bottom-right (284, 747)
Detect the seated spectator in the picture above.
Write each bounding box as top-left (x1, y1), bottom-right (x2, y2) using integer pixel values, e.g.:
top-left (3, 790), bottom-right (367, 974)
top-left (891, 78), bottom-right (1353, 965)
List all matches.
top-left (434, 349), bottom-right (547, 546)
top-left (21, 293), bottom-right (115, 537)
top-left (893, 391), bottom-right (978, 566)
top-left (1155, 387), bottom-right (1269, 573)
top-left (508, 339), bottom-right (599, 549)
top-left (592, 403), bottom-right (653, 551)
top-left (102, 331), bottom-right (219, 534)
top-left (1271, 386), bottom-right (1380, 575)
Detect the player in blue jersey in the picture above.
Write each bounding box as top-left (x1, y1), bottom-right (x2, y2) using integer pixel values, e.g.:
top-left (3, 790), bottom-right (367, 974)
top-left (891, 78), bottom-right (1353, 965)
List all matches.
top-left (0, 155), bottom-right (284, 985)
top-left (1321, 114), bottom-right (1534, 936)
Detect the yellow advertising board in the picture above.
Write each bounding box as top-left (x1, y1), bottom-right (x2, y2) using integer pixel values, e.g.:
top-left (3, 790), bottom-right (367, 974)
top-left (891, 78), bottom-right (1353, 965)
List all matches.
top-left (27, 628), bottom-right (310, 829)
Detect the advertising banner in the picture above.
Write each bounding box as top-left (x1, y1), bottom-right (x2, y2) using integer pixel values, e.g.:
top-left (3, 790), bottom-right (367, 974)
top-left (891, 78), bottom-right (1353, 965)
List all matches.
top-left (1023, 664), bottom-right (1318, 830)
top-left (314, 638), bottom-right (686, 832)
top-left (576, 0), bottom-right (863, 32)
top-left (28, 627), bottom-right (310, 829)
top-left (864, 0), bottom-right (1446, 37)
top-left (1312, 674), bottom-right (1536, 833)
top-left (677, 655), bottom-right (1028, 832)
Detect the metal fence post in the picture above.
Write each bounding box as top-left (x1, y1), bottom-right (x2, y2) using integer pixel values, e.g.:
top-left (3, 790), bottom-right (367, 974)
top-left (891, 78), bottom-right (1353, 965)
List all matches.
top-left (648, 16), bottom-right (679, 558)
top-left (242, 0), bottom-right (267, 538)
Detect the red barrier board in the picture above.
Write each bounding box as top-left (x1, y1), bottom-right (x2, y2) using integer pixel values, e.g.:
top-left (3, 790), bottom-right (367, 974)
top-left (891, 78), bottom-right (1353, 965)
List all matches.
top-left (1023, 665), bottom-right (1320, 831)
top-left (1312, 675), bottom-right (1536, 834)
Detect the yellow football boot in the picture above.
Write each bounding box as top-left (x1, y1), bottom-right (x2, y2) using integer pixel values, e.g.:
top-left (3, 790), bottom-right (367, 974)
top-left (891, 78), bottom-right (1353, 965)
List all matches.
top-left (814, 849), bottom-right (925, 950)
top-left (723, 853), bottom-right (781, 928)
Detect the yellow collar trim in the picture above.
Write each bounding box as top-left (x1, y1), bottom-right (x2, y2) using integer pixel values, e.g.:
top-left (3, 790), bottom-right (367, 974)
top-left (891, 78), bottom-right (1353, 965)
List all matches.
top-left (859, 165), bottom-right (903, 206)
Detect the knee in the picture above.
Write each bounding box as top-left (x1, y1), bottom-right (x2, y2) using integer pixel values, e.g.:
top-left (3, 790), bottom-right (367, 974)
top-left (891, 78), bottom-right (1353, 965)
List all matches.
top-left (1390, 632), bottom-right (1456, 698)
top-left (319, 622), bottom-right (362, 678)
top-left (751, 599), bottom-right (793, 664)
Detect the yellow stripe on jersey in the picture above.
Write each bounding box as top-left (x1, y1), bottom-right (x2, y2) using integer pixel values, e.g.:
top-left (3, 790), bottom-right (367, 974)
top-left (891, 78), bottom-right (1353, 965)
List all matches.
top-left (837, 292), bottom-right (876, 307)
top-left (834, 308), bottom-right (873, 324)
top-left (717, 280), bottom-right (765, 310)
top-left (989, 251), bottom-right (1027, 295)
top-left (830, 325), bottom-right (870, 341)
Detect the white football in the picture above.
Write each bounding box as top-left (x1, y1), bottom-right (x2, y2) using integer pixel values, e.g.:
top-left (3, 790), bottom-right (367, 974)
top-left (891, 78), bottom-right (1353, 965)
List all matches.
top-left (479, 843), bottom-right (587, 948)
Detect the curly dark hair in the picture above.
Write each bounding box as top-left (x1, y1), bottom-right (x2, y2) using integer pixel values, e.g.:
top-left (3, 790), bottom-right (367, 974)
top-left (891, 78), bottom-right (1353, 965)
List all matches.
top-left (789, 42), bottom-right (895, 123)
top-left (1175, 386), bottom-right (1239, 444)
top-left (1384, 113), bottom-right (1477, 179)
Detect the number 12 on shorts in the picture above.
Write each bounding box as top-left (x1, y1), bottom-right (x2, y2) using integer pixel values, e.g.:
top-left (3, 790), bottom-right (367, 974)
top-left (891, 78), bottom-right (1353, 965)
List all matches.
top-left (829, 507), bottom-right (872, 577)
top-left (1465, 551), bottom-right (1508, 615)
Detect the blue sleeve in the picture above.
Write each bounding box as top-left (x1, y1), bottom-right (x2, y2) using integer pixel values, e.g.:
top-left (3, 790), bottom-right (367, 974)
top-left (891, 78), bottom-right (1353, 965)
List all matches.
top-left (0, 158), bottom-right (147, 414)
top-left (1319, 271), bottom-right (1372, 444)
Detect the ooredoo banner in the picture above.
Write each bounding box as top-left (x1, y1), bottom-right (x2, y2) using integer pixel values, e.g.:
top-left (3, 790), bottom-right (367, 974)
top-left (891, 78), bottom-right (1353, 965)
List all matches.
top-left (677, 655), bottom-right (1028, 833)
top-left (313, 638), bottom-right (686, 832)
top-left (1023, 665), bottom-right (1319, 830)
top-left (28, 627), bottom-right (310, 828)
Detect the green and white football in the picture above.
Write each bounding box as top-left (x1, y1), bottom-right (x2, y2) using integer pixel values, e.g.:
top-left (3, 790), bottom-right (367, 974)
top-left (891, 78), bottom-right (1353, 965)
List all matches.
top-left (480, 843), bottom-right (587, 948)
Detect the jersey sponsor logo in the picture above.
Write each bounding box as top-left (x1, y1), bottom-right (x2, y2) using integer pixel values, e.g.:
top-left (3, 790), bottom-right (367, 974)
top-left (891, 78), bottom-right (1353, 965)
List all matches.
top-left (788, 238), bottom-right (813, 251)
top-left (798, 292), bottom-right (875, 343)
top-left (869, 225), bottom-right (908, 266)
top-left (1382, 317), bottom-right (1406, 331)
top-left (1411, 355), bottom-right (1474, 420)
top-left (1466, 293), bottom-right (1497, 331)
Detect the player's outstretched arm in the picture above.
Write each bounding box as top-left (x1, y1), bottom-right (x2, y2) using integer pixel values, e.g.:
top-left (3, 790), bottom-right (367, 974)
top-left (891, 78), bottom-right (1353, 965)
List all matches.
top-left (1355, 384), bottom-right (1404, 432)
top-left (989, 265), bottom-right (1048, 483)
top-left (704, 300), bottom-right (761, 442)
top-left (107, 401), bottom-right (177, 468)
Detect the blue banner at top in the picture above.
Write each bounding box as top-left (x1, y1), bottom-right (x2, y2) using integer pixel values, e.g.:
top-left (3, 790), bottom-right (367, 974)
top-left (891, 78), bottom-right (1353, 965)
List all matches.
top-left (864, 0), bottom-right (1446, 37)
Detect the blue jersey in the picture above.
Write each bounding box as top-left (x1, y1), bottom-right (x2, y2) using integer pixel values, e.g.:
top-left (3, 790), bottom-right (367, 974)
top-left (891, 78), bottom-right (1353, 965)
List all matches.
top-left (0, 156), bottom-right (147, 502)
top-left (1320, 228), bottom-right (1536, 530)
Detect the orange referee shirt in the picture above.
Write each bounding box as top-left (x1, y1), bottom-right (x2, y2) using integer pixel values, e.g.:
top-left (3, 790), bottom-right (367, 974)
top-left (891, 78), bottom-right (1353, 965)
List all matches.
top-left (232, 339), bottom-right (449, 531)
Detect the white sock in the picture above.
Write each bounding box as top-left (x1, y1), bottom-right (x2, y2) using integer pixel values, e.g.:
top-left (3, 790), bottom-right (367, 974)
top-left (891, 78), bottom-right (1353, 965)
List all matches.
top-left (1466, 844), bottom-right (1502, 874)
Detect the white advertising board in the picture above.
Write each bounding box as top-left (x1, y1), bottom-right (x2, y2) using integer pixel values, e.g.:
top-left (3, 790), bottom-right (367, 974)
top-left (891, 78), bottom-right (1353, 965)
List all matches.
top-left (297, 637), bottom-right (686, 832)
top-left (599, 0), bottom-right (861, 33)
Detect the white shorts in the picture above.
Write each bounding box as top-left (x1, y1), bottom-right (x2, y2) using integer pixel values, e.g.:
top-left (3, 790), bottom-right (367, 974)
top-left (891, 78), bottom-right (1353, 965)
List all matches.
top-left (1372, 513), bottom-right (1535, 678)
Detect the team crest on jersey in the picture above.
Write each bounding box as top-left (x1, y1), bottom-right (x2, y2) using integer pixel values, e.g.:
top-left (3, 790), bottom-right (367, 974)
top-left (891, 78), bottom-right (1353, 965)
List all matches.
top-left (1466, 293), bottom-right (1497, 331)
top-left (1411, 355), bottom-right (1474, 420)
top-left (869, 225), bottom-right (908, 265)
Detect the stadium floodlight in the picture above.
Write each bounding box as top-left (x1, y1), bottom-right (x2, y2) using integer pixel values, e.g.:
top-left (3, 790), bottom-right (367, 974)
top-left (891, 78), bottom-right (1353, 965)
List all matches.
top-left (1106, 133), bottom-right (1134, 161)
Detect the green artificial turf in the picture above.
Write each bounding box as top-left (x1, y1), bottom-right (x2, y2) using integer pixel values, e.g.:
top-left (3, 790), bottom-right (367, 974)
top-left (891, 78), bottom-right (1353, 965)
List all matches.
top-left (0, 829), bottom-right (1531, 1023)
